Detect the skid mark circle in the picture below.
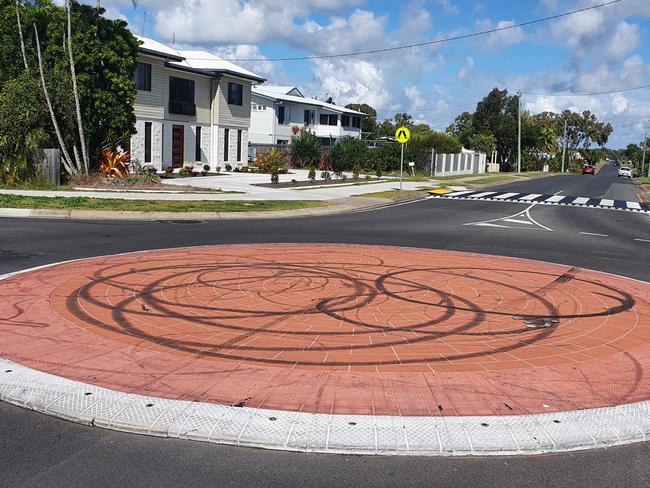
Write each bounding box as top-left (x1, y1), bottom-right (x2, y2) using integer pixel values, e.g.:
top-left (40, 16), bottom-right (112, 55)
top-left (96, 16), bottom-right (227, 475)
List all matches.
top-left (1, 244), bottom-right (650, 416)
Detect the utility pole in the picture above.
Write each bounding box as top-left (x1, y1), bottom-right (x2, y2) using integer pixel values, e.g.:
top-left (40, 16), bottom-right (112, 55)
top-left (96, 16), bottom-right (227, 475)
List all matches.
top-left (642, 133), bottom-right (647, 177)
top-left (517, 91), bottom-right (522, 173)
top-left (562, 119), bottom-right (568, 173)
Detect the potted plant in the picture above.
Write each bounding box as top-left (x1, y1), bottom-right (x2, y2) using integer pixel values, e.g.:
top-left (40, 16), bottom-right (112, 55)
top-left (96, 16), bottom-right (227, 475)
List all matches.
top-left (202, 164), bottom-right (210, 176)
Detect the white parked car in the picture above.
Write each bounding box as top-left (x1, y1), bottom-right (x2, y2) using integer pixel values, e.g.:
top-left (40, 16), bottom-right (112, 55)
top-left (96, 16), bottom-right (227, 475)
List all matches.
top-left (618, 167), bottom-right (633, 178)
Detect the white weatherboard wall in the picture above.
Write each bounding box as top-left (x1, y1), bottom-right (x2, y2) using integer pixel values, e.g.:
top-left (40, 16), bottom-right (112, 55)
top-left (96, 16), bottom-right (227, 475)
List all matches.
top-left (249, 94), bottom-right (276, 145)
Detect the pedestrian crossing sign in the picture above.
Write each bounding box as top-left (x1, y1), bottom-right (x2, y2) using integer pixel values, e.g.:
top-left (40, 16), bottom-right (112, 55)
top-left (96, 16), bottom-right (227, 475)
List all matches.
top-left (395, 127), bottom-right (411, 144)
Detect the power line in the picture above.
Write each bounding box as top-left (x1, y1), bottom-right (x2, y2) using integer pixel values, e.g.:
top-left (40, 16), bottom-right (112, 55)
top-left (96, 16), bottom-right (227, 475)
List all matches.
top-left (374, 102), bottom-right (479, 113)
top-left (221, 0), bottom-right (622, 62)
top-left (523, 83), bottom-right (650, 97)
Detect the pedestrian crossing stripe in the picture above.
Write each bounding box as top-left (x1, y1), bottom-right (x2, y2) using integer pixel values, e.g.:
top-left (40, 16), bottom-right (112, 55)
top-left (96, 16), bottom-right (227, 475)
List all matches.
top-left (427, 190), bottom-right (650, 214)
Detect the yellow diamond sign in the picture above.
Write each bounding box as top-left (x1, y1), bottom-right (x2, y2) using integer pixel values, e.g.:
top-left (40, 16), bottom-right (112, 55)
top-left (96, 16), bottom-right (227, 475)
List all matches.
top-left (395, 127), bottom-right (411, 144)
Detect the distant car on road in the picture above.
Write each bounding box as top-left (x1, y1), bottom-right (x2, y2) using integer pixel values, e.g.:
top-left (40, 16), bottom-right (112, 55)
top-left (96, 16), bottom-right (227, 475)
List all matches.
top-left (582, 165), bottom-right (595, 175)
top-left (618, 167), bottom-right (633, 178)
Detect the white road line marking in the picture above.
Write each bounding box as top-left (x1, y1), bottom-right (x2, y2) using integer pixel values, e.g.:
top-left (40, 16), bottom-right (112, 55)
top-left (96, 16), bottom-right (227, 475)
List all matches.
top-left (545, 195), bottom-right (566, 203)
top-left (524, 206), bottom-right (554, 232)
top-left (599, 199), bottom-right (615, 207)
top-left (572, 197), bottom-right (590, 205)
top-left (473, 223), bottom-right (510, 228)
top-left (518, 194), bottom-right (543, 201)
top-left (492, 193), bottom-right (520, 200)
top-left (467, 192), bottom-right (497, 199)
top-left (635, 238), bottom-right (650, 243)
top-left (464, 203), bottom-right (554, 232)
top-left (503, 219), bottom-right (534, 225)
top-left (447, 191), bottom-right (476, 197)
top-left (580, 232), bottom-right (609, 237)
top-left (627, 202), bottom-right (642, 210)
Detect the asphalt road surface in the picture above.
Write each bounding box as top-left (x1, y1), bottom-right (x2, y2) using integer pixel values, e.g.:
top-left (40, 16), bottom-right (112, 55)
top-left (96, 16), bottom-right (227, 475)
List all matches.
top-left (492, 162), bottom-right (640, 201)
top-left (1, 163), bottom-right (649, 488)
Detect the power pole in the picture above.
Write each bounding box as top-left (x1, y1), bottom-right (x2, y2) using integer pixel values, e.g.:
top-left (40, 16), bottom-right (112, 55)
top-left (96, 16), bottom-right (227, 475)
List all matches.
top-left (562, 119), bottom-right (567, 173)
top-left (517, 91), bottom-right (522, 173)
top-left (642, 133), bottom-right (647, 177)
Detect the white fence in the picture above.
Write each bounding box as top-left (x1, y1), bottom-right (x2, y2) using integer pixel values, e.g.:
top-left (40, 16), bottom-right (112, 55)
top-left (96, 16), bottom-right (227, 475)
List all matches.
top-left (427, 151), bottom-right (487, 177)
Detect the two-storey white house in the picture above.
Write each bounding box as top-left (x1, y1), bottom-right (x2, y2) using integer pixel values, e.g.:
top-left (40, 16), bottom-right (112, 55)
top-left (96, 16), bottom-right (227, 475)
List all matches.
top-left (130, 36), bottom-right (265, 171)
top-left (249, 86), bottom-right (365, 149)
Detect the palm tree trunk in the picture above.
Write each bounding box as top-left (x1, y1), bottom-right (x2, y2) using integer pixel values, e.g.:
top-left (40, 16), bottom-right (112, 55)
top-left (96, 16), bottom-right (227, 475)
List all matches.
top-left (67, 1), bottom-right (89, 174)
top-left (34, 24), bottom-right (78, 177)
top-left (15, 0), bottom-right (28, 70)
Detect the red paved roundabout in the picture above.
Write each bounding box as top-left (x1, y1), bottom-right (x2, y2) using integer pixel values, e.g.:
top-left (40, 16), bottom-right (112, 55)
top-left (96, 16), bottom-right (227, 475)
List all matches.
top-left (1, 244), bottom-right (649, 417)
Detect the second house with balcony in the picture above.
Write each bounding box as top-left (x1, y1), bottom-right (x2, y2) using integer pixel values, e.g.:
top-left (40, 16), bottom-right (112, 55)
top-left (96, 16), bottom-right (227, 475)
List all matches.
top-left (249, 86), bottom-right (365, 150)
top-left (130, 36), bottom-right (265, 171)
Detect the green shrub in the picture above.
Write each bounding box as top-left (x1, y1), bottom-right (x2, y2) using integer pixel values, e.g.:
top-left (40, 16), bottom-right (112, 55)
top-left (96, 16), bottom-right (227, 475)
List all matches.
top-left (225, 164), bottom-right (233, 171)
top-left (308, 165), bottom-right (316, 183)
top-left (320, 171), bottom-right (331, 181)
top-left (329, 137), bottom-right (369, 173)
top-left (271, 168), bottom-right (279, 184)
top-left (178, 167), bottom-right (191, 177)
top-left (203, 164), bottom-right (210, 172)
top-left (256, 149), bottom-right (287, 174)
top-left (352, 165), bottom-right (360, 179)
top-left (291, 130), bottom-right (322, 168)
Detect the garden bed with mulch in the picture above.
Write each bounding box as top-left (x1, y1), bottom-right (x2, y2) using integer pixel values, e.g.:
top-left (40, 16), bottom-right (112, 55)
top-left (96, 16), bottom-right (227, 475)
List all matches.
top-left (72, 175), bottom-right (226, 193)
top-left (254, 177), bottom-right (386, 189)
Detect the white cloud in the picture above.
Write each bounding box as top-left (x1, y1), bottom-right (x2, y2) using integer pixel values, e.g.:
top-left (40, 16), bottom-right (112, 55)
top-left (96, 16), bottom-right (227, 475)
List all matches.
top-left (433, 0), bottom-right (459, 15)
top-left (475, 19), bottom-right (524, 50)
top-left (457, 56), bottom-right (474, 83)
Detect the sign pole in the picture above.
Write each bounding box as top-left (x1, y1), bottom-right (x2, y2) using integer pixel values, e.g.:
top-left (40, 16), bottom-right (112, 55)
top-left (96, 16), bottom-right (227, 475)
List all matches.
top-left (400, 142), bottom-right (404, 191)
top-left (395, 126), bottom-right (410, 191)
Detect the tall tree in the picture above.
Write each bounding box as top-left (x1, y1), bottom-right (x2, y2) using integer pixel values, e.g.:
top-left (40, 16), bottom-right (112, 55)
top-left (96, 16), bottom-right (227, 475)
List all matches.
top-left (0, 0), bottom-right (139, 182)
top-left (345, 103), bottom-right (377, 135)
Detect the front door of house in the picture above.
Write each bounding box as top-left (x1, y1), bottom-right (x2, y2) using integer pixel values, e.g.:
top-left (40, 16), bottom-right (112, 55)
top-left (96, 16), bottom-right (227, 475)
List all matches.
top-left (172, 125), bottom-right (184, 168)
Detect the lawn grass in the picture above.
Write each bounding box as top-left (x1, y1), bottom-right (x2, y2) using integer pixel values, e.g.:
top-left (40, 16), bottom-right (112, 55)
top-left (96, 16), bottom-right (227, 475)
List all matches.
top-left (637, 177), bottom-right (650, 184)
top-left (0, 194), bottom-right (328, 213)
top-left (466, 175), bottom-right (519, 185)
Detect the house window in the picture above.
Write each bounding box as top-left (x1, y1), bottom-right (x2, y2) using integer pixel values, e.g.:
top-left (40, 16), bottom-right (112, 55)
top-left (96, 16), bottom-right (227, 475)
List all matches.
top-left (304, 109), bottom-right (315, 126)
top-left (135, 63), bottom-right (151, 91)
top-left (277, 139), bottom-right (289, 145)
top-left (228, 82), bottom-right (243, 105)
top-left (341, 115), bottom-right (350, 127)
top-left (169, 77), bottom-right (195, 116)
top-left (320, 114), bottom-right (337, 126)
top-left (278, 106), bottom-right (291, 125)
top-left (352, 116), bottom-right (361, 129)
top-left (195, 126), bottom-right (202, 162)
top-left (278, 106), bottom-right (286, 125)
top-left (144, 122), bottom-right (152, 163)
top-left (224, 129), bottom-right (229, 162)
top-left (237, 130), bottom-right (242, 161)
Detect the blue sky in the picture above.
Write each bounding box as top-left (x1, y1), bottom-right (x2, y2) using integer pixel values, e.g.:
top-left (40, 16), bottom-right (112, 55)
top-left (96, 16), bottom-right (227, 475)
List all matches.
top-left (92, 0), bottom-right (650, 148)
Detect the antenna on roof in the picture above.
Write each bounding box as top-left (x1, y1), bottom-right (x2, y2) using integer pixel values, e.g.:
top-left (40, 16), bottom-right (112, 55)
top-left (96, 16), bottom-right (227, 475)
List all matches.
top-left (172, 33), bottom-right (176, 47)
top-left (141, 11), bottom-right (147, 36)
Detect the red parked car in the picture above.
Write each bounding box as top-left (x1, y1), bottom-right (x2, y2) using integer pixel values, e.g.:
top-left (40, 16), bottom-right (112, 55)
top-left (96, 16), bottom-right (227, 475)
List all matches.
top-left (582, 165), bottom-right (595, 175)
